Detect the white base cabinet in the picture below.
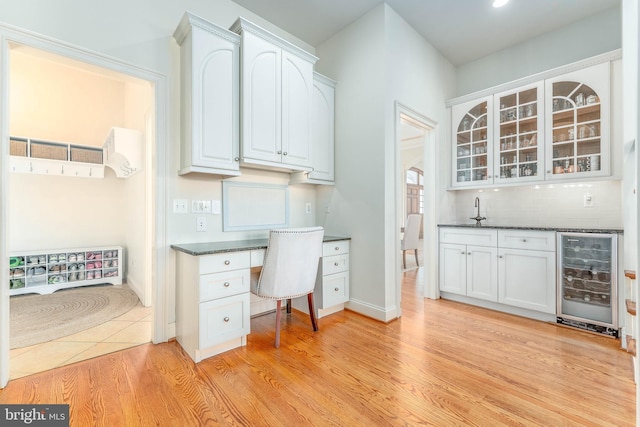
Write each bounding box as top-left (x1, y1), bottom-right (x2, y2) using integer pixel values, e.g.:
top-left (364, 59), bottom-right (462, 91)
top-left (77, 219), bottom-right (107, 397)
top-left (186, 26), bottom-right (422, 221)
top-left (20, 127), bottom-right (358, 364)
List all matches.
top-left (175, 251), bottom-right (250, 363)
top-left (439, 227), bottom-right (557, 318)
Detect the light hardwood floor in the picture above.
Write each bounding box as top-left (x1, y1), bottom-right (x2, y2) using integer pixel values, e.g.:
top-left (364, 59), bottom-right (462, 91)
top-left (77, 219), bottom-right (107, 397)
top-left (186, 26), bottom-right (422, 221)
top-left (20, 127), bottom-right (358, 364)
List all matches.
top-left (0, 268), bottom-right (635, 426)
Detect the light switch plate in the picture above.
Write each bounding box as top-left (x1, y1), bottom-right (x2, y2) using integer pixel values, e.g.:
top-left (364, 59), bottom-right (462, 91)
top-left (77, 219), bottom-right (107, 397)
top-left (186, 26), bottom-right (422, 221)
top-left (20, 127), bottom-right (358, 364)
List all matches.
top-left (173, 199), bottom-right (188, 214)
top-left (212, 199), bottom-right (221, 215)
top-left (584, 193), bottom-right (594, 208)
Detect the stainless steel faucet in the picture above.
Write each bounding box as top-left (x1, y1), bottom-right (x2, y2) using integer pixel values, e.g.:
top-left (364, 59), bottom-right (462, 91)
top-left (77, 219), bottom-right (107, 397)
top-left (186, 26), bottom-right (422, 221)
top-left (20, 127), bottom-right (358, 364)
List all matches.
top-left (470, 196), bottom-right (486, 226)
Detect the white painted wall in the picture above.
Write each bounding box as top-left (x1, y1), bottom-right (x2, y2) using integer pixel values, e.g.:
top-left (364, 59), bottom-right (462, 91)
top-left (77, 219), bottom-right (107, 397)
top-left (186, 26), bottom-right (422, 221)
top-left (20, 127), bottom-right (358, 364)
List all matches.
top-left (456, 5), bottom-right (622, 97)
top-left (315, 4), bottom-right (455, 320)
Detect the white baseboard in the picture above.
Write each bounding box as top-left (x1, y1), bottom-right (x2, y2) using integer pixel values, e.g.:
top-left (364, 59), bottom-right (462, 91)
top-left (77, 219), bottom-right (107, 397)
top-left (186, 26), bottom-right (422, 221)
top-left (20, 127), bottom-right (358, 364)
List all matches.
top-left (346, 298), bottom-right (399, 322)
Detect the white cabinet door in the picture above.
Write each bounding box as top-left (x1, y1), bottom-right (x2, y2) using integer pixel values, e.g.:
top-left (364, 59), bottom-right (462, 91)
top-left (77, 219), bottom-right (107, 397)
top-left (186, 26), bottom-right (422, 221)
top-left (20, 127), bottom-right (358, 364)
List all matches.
top-left (439, 243), bottom-right (467, 295)
top-left (174, 13), bottom-right (241, 176)
top-left (281, 50), bottom-right (313, 168)
top-left (493, 81), bottom-right (545, 184)
top-left (241, 30), bottom-right (282, 164)
top-left (320, 271), bottom-right (349, 308)
top-left (451, 96), bottom-right (494, 187)
top-left (199, 293), bottom-right (250, 349)
top-left (309, 73), bottom-right (335, 182)
top-left (498, 248), bottom-right (556, 313)
top-left (467, 245), bottom-right (498, 302)
top-left (544, 62), bottom-right (610, 180)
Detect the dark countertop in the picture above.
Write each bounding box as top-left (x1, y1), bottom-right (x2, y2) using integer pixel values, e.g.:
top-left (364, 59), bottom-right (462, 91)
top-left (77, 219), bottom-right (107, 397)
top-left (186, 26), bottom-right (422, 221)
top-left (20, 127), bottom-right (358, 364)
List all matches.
top-left (171, 235), bottom-right (351, 256)
top-left (438, 224), bottom-right (623, 234)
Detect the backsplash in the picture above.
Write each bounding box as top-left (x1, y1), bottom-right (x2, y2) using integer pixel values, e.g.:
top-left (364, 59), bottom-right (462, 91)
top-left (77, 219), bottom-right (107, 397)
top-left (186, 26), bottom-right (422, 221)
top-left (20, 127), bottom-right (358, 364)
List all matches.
top-left (452, 180), bottom-right (623, 229)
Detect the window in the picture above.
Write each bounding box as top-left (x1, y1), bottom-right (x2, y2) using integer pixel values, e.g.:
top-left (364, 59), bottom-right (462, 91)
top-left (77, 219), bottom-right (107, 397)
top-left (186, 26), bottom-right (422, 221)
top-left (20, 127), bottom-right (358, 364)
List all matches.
top-left (406, 167), bottom-right (424, 215)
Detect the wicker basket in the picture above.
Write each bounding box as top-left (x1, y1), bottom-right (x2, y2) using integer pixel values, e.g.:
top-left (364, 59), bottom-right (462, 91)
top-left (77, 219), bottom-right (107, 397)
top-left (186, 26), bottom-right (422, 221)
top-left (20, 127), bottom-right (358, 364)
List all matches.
top-left (31, 141), bottom-right (68, 161)
top-left (10, 139), bottom-right (27, 157)
top-left (70, 146), bottom-right (103, 164)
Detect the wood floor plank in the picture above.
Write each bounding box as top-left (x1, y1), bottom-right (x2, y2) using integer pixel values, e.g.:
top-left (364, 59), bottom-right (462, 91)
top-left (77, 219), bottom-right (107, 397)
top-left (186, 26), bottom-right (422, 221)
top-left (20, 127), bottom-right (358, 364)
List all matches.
top-left (0, 270), bottom-right (635, 426)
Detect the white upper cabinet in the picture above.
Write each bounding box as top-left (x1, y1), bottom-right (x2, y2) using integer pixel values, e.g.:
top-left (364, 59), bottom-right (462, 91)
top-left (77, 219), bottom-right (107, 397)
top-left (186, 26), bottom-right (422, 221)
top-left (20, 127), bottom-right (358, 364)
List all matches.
top-left (448, 56), bottom-right (615, 189)
top-left (173, 12), bottom-right (241, 176)
top-left (544, 62), bottom-right (610, 180)
top-left (231, 18), bottom-right (318, 172)
top-left (493, 82), bottom-right (544, 184)
top-left (451, 96), bottom-right (494, 187)
top-left (290, 72), bottom-right (336, 185)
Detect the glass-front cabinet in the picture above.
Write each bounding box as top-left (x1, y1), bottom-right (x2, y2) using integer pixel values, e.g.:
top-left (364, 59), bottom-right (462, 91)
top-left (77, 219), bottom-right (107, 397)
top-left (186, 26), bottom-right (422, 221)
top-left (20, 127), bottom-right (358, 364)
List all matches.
top-left (545, 62), bottom-right (610, 180)
top-left (451, 96), bottom-right (493, 187)
top-left (493, 82), bottom-right (544, 184)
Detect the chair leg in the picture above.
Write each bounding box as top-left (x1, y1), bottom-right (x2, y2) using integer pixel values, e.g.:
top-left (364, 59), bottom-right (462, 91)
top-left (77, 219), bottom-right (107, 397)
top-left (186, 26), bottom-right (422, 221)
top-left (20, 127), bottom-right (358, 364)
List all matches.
top-left (307, 293), bottom-right (318, 332)
top-left (275, 299), bottom-right (282, 348)
top-left (402, 250), bottom-right (407, 269)
top-left (414, 249), bottom-right (419, 267)
top-left (286, 298), bottom-right (292, 314)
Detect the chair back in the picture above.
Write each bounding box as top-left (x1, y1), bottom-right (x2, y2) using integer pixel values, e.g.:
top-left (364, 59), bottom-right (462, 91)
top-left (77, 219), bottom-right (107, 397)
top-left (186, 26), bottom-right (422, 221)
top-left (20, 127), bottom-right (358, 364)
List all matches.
top-left (401, 214), bottom-right (422, 250)
top-left (254, 226), bottom-right (324, 299)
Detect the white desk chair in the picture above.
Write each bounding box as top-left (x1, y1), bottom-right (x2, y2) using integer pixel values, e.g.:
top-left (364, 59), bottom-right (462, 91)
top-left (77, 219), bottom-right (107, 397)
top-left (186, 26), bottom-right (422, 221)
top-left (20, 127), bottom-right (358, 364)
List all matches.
top-left (401, 214), bottom-right (422, 269)
top-left (251, 226), bottom-right (324, 348)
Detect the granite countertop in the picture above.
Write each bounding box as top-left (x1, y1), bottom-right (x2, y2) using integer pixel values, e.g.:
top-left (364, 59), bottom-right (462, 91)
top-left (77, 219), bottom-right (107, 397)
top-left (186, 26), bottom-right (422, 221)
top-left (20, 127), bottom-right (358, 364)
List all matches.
top-left (171, 235), bottom-right (350, 256)
top-left (438, 223), bottom-right (623, 234)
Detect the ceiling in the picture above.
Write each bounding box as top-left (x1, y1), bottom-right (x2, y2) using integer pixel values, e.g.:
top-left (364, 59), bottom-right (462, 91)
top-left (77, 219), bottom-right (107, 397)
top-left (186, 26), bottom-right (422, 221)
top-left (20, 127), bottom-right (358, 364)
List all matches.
top-left (231, 0), bottom-right (620, 66)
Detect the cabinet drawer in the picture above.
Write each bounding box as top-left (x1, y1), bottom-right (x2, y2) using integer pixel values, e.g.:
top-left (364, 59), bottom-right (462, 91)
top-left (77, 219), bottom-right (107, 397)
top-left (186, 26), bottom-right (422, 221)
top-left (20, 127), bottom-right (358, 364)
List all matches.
top-left (439, 227), bottom-right (497, 247)
top-left (199, 269), bottom-right (250, 302)
top-left (321, 271), bottom-right (349, 308)
top-left (199, 293), bottom-right (250, 349)
top-left (498, 230), bottom-right (555, 251)
top-left (323, 240), bottom-right (349, 256)
top-left (323, 254), bottom-right (349, 275)
top-left (199, 251), bottom-right (250, 275)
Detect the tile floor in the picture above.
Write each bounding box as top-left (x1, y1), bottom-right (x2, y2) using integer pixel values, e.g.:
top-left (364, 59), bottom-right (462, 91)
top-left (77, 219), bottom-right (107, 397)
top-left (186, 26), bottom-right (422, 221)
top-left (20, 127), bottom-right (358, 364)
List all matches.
top-left (9, 301), bottom-right (152, 380)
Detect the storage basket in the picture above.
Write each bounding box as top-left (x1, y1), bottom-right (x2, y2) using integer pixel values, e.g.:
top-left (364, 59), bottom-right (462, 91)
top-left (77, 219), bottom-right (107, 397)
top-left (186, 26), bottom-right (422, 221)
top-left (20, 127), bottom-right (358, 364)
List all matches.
top-left (31, 140), bottom-right (68, 161)
top-left (10, 139), bottom-right (27, 157)
top-left (70, 146), bottom-right (103, 164)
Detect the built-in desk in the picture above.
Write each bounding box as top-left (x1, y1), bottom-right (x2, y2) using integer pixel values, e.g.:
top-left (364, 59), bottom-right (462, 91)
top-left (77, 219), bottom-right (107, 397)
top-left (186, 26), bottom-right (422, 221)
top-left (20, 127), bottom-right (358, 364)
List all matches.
top-left (171, 236), bottom-right (350, 362)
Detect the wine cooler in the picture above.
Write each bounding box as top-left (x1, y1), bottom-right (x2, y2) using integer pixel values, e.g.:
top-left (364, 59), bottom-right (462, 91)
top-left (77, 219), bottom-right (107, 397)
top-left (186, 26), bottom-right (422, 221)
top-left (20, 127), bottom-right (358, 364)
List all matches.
top-left (557, 232), bottom-right (618, 337)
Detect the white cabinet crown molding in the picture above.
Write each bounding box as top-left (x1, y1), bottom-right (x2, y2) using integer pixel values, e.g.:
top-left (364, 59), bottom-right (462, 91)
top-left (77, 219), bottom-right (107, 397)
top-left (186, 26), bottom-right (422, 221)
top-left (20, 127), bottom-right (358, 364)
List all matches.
top-left (446, 49), bottom-right (621, 108)
top-left (230, 17), bottom-right (318, 65)
top-left (173, 11), bottom-right (240, 46)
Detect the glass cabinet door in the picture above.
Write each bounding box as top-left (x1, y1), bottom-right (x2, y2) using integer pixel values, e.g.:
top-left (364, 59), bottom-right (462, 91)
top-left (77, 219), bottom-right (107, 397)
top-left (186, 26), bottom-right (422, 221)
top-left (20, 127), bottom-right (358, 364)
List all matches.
top-left (451, 97), bottom-right (493, 187)
top-left (545, 62), bottom-right (610, 179)
top-left (493, 82), bottom-right (544, 184)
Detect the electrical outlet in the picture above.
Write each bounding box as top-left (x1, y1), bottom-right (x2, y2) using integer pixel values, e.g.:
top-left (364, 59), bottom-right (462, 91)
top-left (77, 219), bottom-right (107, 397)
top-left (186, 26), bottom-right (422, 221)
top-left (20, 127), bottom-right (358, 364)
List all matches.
top-left (196, 216), bottom-right (207, 232)
top-left (173, 199), bottom-right (188, 214)
top-left (584, 193), bottom-right (594, 208)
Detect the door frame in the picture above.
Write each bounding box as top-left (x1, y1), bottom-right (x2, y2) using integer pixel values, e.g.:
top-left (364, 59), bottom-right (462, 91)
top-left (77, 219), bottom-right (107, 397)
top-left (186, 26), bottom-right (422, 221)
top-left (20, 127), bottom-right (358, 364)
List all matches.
top-left (394, 102), bottom-right (439, 317)
top-left (0, 24), bottom-right (169, 387)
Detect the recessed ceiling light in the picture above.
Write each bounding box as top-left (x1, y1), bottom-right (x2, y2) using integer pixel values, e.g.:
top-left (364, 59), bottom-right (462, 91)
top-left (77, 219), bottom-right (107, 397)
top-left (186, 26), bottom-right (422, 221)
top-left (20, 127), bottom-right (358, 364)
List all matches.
top-left (493, 0), bottom-right (509, 7)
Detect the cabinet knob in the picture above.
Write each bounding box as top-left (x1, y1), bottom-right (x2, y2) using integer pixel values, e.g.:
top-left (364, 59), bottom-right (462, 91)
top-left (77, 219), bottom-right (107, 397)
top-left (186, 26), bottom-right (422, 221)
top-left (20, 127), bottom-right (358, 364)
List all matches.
top-left (223, 317), bottom-right (230, 322)
top-left (223, 282), bottom-right (230, 287)
top-left (467, 252), bottom-right (471, 255)
top-left (547, 170), bottom-right (551, 173)
top-left (234, 157), bottom-right (240, 162)
top-left (283, 152), bottom-right (288, 156)
top-left (334, 262), bottom-right (339, 266)
top-left (499, 255), bottom-right (504, 259)
top-left (461, 251), bottom-right (465, 255)
top-left (277, 150), bottom-right (282, 155)
top-left (334, 287), bottom-right (339, 292)
top-left (224, 260), bottom-right (230, 265)
top-left (522, 239), bottom-right (527, 242)
top-left (335, 247), bottom-right (340, 251)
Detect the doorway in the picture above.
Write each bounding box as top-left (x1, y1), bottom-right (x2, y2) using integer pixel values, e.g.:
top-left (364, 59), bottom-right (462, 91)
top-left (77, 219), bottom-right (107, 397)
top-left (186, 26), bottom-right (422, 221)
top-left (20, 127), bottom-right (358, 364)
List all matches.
top-left (0, 25), bottom-right (168, 387)
top-left (395, 102), bottom-right (439, 317)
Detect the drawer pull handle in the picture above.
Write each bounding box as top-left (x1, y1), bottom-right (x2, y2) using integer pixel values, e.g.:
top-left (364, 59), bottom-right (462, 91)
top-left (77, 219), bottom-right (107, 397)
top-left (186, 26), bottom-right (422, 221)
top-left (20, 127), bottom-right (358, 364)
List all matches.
top-left (334, 262), bottom-right (339, 266)
top-left (224, 260), bottom-right (230, 265)
top-left (334, 287), bottom-right (339, 292)
top-left (223, 317), bottom-right (230, 322)
top-left (223, 282), bottom-right (230, 287)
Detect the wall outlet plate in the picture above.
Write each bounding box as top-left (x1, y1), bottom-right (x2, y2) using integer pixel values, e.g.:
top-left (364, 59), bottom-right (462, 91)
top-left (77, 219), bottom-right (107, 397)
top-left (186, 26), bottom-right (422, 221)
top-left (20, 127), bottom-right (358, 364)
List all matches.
top-left (584, 193), bottom-right (594, 208)
top-left (196, 216), bottom-right (207, 232)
